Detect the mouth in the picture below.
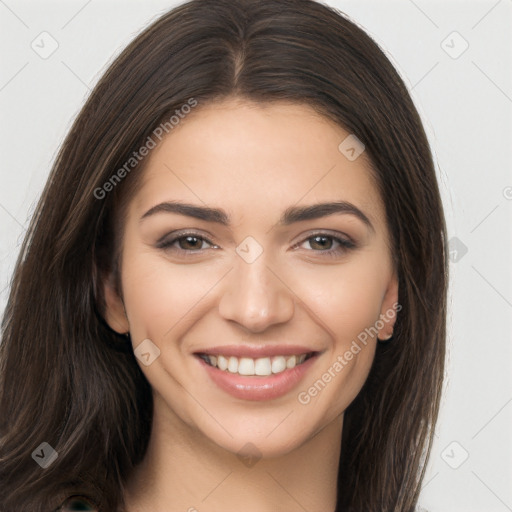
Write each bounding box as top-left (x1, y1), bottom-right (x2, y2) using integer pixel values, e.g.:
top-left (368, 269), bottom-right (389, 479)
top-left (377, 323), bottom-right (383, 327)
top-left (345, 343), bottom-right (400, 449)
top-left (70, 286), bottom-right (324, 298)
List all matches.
top-left (196, 352), bottom-right (316, 376)
top-left (193, 346), bottom-right (321, 401)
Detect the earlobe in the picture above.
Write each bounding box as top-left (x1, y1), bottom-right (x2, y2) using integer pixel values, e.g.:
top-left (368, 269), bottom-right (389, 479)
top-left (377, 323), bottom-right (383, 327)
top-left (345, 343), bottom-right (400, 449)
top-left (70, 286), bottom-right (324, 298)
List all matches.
top-left (377, 272), bottom-right (399, 340)
top-left (103, 275), bottom-right (130, 334)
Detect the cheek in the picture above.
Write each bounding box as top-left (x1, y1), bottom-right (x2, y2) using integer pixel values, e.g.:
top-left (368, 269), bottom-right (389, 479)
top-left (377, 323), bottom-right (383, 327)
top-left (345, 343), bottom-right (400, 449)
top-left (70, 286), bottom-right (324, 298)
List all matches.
top-left (294, 254), bottom-right (389, 343)
top-left (120, 251), bottom-right (218, 342)
top-left (291, 257), bottom-right (388, 416)
top-left (119, 252), bottom-right (219, 424)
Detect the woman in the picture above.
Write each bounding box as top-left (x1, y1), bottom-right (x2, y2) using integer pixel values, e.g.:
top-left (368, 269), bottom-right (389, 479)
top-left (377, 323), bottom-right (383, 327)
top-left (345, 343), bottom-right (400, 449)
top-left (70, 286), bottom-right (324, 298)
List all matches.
top-left (0, 0), bottom-right (448, 510)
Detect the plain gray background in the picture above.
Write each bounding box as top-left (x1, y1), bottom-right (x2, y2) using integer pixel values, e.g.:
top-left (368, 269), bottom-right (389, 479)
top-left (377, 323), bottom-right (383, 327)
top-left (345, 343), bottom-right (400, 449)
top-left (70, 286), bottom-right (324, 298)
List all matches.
top-left (0, 1), bottom-right (511, 511)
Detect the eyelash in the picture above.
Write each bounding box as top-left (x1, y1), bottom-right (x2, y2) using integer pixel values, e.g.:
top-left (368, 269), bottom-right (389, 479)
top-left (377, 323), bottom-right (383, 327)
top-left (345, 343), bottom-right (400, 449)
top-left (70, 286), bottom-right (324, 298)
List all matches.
top-left (156, 230), bottom-right (356, 259)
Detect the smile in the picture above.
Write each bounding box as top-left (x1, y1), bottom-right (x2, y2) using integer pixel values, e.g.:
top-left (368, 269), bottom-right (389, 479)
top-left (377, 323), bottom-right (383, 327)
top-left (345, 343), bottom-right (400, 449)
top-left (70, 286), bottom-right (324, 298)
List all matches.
top-left (194, 346), bottom-right (321, 401)
top-left (197, 353), bottom-right (314, 376)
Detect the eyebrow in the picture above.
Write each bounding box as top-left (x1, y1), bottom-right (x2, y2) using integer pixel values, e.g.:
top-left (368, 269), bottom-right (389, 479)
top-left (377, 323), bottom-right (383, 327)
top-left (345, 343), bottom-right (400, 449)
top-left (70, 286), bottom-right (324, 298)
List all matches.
top-left (140, 200), bottom-right (374, 232)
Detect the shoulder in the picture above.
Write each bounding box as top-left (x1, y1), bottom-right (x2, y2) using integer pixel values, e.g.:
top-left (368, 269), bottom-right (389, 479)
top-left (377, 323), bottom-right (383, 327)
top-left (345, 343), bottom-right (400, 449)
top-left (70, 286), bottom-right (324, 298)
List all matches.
top-left (55, 496), bottom-right (99, 511)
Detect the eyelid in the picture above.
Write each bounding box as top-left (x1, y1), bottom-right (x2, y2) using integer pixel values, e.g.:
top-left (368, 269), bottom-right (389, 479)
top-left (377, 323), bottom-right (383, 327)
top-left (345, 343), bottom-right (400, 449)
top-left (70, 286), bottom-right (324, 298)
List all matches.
top-left (156, 228), bottom-right (357, 259)
top-left (155, 229), bottom-right (217, 248)
top-left (294, 229), bottom-right (355, 246)
top-left (292, 231), bottom-right (357, 258)
top-left (156, 229), bottom-right (354, 246)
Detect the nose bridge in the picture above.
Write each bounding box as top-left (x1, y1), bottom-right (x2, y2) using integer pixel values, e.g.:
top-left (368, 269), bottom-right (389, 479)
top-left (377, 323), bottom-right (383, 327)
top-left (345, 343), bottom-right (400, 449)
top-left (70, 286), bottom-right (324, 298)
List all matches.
top-left (218, 248), bottom-right (295, 332)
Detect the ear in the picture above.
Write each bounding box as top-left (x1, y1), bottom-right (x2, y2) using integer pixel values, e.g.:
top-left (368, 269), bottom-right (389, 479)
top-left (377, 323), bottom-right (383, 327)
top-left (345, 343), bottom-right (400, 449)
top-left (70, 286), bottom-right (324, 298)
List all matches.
top-left (377, 271), bottom-right (399, 340)
top-left (103, 274), bottom-right (130, 334)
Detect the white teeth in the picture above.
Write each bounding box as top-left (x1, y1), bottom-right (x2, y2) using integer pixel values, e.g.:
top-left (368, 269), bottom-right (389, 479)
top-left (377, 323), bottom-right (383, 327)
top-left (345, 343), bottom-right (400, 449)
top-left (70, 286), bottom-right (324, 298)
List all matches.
top-left (217, 355), bottom-right (228, 371)
top-left (227, 356), bottom-right (239, 373)
top-left (286, 355), bottom-right (297, 369)
top-left (271, 356), bottom-right (287, 374)
top-left (201, 353), bottom-right (311, 376)
top-left (238, 357), bottom-right (255, 376)
top-left (255, 357), bottom-right (272, 376)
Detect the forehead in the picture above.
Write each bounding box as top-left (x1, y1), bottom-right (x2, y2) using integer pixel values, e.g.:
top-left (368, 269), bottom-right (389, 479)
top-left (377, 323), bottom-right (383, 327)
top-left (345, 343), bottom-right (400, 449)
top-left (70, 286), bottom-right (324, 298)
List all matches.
top-left (130, 99), bottom-right (385, 231)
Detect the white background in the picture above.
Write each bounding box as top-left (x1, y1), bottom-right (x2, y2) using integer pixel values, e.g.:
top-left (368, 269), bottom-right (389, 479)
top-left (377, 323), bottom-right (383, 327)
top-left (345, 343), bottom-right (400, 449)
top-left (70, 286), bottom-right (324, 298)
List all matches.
top-left (0, 1), bottom-right (511, 511)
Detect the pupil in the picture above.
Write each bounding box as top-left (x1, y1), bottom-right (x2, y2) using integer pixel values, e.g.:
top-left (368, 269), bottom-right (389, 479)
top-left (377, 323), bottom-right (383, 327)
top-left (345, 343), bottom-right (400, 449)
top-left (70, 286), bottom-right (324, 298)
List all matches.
top-left (181, 236), bottom-right (200, 250)
top-left (312, 236), bottom-right (331, 250)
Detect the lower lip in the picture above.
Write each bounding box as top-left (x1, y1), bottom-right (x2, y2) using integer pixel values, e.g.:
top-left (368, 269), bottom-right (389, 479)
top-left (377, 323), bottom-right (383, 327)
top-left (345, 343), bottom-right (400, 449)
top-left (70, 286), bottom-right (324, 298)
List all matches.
top-left (196, 354), bottom-right (318, 401)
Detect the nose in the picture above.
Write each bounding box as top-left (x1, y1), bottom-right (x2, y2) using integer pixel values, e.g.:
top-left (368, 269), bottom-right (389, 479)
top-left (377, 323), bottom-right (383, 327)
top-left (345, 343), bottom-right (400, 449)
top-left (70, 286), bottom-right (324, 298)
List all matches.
top-left (218, 255), bottom-right (295, 333)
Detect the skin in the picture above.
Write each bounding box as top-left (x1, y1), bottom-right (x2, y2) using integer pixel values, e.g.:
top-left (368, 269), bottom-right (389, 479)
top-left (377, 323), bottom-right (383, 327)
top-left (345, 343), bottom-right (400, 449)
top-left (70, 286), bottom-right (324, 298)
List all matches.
top-left (104, 98), bottom-right (398, 512)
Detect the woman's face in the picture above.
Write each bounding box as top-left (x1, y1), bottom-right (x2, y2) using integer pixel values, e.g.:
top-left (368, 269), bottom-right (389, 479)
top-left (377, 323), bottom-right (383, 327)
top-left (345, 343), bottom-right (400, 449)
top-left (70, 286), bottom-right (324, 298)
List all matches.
top-left (105, 98), bottom-right (398, 457)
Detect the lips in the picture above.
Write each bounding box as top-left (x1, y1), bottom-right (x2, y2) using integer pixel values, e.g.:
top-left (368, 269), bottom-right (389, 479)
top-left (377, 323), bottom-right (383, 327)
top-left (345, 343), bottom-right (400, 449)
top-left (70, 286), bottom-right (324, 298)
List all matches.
top-left (196, 344), bottom-right (316, 358)
top-left (193, 345), bottom-right (321, 401)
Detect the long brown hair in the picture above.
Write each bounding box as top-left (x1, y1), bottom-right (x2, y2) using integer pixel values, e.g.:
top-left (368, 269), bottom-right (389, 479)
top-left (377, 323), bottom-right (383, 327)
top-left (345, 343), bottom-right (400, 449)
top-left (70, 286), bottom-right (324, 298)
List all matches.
top-left (0, 1), bottom-right (448, 510)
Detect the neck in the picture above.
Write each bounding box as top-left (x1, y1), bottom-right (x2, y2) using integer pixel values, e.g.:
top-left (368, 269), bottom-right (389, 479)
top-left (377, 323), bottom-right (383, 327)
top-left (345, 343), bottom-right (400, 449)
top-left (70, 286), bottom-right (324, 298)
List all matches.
top-left (123, 394), bottom-right (342, 512)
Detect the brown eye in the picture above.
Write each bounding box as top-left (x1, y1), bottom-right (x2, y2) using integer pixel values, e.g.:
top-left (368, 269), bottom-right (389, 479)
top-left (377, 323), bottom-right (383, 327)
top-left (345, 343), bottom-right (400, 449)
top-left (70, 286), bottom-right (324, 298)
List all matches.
top-left (156, 231), bottom-right (218, 258)
top-left (308, 235), bottom-right (334, 250)
top-left (176, 235), bottom-right (206, 251)
top-left (296, 232), bottom-right (356, 258)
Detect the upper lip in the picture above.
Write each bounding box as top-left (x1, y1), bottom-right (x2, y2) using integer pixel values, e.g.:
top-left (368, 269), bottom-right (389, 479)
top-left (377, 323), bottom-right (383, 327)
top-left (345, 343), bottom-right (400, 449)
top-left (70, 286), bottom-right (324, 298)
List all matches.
top-left (194, 344), bottom-right (319, 358)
